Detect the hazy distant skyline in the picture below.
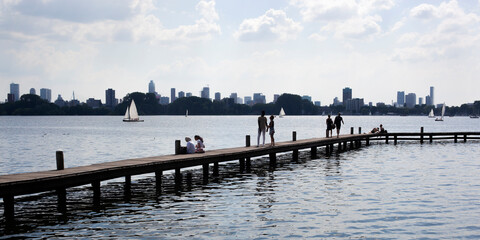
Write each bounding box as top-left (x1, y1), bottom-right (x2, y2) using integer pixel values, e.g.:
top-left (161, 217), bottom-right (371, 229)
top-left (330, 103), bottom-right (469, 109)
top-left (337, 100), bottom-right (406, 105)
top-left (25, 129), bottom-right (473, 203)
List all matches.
top-left (1, 0), bottom-right (479, 106)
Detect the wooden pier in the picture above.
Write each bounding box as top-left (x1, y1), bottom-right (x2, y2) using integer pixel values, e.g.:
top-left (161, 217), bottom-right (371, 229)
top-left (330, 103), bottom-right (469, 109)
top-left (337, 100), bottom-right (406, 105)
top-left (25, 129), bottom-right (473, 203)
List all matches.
top-left (1, 128), bottom-right (480, 223)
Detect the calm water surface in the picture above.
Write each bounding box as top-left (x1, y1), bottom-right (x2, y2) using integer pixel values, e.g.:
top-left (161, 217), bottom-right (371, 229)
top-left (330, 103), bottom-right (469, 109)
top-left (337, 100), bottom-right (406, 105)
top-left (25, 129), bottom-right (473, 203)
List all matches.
top-left (0, 116), bottom-right (479, 239)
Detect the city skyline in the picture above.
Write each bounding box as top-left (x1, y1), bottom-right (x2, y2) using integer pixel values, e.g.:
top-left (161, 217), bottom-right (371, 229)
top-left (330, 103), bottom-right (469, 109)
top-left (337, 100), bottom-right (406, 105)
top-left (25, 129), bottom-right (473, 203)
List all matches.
top-left (1, 1), bottom-right (480, 106)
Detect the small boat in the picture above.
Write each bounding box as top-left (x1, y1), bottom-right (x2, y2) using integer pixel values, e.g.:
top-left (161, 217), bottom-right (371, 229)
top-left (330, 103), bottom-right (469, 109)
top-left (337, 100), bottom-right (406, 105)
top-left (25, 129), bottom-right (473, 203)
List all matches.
top-left (428, 109), bottom-right (435, 118)
top-left (470, 115), bottom-right (479, 119)
top-left (123, 100), bottom-right (144, 122)
top-left (186, 109), bottom-right (188, 117)
top-left (435, 104), bottom-right (445, 121)
top-left (279, 107), bottom-right (286, 118)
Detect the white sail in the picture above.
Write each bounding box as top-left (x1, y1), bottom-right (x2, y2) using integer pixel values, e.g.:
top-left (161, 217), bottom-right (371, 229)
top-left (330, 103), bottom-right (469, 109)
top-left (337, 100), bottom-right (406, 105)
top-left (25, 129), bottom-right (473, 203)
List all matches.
top-left (186, 109), bottom-right (188, 117)
top-left (124, 106), bottom-right (130, 119)
top-left (129, 100), bottom-right (139, 120)
top-left (441, 104), bottom-right (445, 118)
top-left (279, 107), bottom-right (285, 117)
top-left (428, 109), bottom-right (434, 118)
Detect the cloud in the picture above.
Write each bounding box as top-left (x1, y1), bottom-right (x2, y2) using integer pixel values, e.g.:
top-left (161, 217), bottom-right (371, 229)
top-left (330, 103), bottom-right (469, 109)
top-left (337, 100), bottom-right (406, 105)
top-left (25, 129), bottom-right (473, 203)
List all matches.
top-left (196, 0), bottom-right (219, 22)
top-left (234, 9), bottom-right (302, 42)
top-left (323, 15), bottom-right (382, 40)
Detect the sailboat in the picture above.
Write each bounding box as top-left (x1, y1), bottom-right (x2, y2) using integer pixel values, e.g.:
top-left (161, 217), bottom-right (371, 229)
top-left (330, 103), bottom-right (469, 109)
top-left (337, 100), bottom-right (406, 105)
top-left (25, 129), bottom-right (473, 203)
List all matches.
top-left (185, 109), bottom-right (188, 117)
top-left (435, 104), bottom-right (445, 121)
top-left (279, 107), bottom-right (286, 118)
top-left (123, 100), bottom-right (144, 122)
top-left (428, 109), bottom-right (435, 118)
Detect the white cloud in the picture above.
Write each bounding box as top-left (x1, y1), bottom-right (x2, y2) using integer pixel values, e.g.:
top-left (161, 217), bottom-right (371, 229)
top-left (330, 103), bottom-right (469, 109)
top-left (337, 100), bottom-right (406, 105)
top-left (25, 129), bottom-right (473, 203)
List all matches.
top-left (323, 15), bottom-right (382, 40)
top-left (308, 33), bottom-right (327, 42)
top-left (196, 0), bottom-right (219, 22)
top-left (234, 9), bottom-right (302, 42)
top-left (410, 3), bottom-right (436, 19)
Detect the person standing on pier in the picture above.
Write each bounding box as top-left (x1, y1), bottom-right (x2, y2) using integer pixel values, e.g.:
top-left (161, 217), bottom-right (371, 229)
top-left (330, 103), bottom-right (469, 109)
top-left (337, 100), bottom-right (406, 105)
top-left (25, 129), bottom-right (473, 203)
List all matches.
top-left (257, 110), bottom-right (268, 147)
top-left (267, 115), bottom-right (275, 146)
top-left (326, 114), bottom-right (334, 138)
top-left (334, 113), bottom-right (344, 138)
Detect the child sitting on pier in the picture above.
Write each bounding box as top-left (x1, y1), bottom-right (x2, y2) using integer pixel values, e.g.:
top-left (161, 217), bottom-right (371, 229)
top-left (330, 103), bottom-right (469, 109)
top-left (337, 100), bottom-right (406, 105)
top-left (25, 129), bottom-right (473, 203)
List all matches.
top-left (194, 135), bottom-right (205, 153)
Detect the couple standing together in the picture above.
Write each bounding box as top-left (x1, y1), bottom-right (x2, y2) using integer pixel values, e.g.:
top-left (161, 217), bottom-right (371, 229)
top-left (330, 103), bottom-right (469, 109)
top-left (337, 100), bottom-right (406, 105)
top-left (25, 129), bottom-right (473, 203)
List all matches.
top-left (257, 111), bottom-right (275, 147)
top-left (326, 113), bottom-right (344, 138)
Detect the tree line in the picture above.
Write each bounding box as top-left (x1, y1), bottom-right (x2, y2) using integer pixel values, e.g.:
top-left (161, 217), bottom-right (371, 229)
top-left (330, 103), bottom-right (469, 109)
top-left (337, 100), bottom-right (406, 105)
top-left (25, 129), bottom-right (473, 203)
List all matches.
top-left (1, 92), bottom-right (479, 116)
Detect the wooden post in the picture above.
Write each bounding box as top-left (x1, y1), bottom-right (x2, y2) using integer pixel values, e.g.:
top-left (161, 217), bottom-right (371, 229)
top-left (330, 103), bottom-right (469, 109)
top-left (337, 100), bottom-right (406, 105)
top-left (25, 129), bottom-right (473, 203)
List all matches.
top-left (213, 162), bottom-right (219, 176)
top-left (311, 147), bottom-right (317, 159)
top-left (155, 170), bottom-right (162, 193)
top-left (385, 135), bottom-right (389, 144)
top-left (4, 195), bottom-right (14, 223)
top-left (464, 134), bottom-right (467, 143)
top-left (92, 181), bottom-right (101, 205)
top-left (175, 140), bottom-right (181, 155)
top-left (358, 127), bottom-right (362, 134)
top-left (175, 168), bottom-right (182, 186)
top-left (343, 142), bottom-right (347, 150)
top-left (350, 141), bottom-right (354, 149)
top-left (292, 131), bottom-right (298, 162)
top-left (429, 134), bottom-right (433, 143)
top-left (57, 187), bottom-right (67, 213)
top-left (239, 158), bottom-right (245, 173)
top-left (56, 150), bottom-right (64, 170)
top-left (326, 145), bottom-right (330, 155)
top-left (269, 153), bottom-right (277, 167)
top-left (202, 164), bottom-right (209, 184)
top-left (186, 172), bottom-right (193, 186)
top-left (337, 142), bottom-right (342, 152)
top-left (394, 135), bottom-right (397, 145)
top-left (350, 127), bottom-right (354, 134)
top-left (420, 127), bottom-right (424, 144)
top-left (245, 135), bottom-right (251, 172)
top-left (454, 135), bottom-right (458, 143)
top-left (125, 175), bottom-right (131, 199)
top-left (366, 137), bottom-right (370, 146)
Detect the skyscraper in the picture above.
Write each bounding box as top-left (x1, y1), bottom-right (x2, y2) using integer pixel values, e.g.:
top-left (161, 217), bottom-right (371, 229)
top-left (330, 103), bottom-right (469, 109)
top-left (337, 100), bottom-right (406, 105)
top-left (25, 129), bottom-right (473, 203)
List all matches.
top-left (342, 87), bottom-right (352, 105)
top-left (171, 88), bottom-right (176, 103)
top-left (10, 83), bottom-right (19, 101)
top-left (273, 94), bottom-right (280, 103)
top-left (230, 93), bottom-right (237, 103)
top-left (430, 86), bottom-right (434, 106)
top-left (214, 92), bottom-right (221, 101)
top-left (397, 91), bottom-right (405, 107)
top-left (148, 80), bottom-right (155, 93)
top-left (178, 91), bottom-right (185, 98)
top-left (40, 88), bottom-right (52, 102)
top-left (405, 93), bottom-right (416, 108)
top-left (105, 88), bottom-right (116, 108)
top-left (201, 87), bottom-right (210, 99)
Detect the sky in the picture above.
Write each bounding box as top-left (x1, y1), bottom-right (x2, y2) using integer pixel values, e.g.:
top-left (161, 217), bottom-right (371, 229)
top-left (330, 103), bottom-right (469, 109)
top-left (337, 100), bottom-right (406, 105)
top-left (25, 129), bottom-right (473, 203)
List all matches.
top-left (1, 0), bottom-right (480, 106)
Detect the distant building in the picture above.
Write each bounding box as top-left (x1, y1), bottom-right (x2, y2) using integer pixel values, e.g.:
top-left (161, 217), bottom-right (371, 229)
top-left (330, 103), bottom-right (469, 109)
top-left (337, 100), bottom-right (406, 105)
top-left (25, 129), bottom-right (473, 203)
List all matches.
top-left (397, 91), bottom-right (405, 107)
top-left (7, 93), bottom-right (15, 103)
top-left (237, 97), bottom-right (243, 104)
top-left (230, 93), bottom-right (237, 103)
top-left (86, 98), bottom-right (102, 108)
top-left (186, 92), bottom-right (192, 97)
top-left (302, 95), bottom-right (312, 102)
top-left (214, 92), bottom-right (221, 101)
top-left (426, 95), bottom-right (432, 106)
top-left (253, 93), bottom-right (266, 104)
top-left (430, 86), bottom-right (434, 106)
top-left (40, 88), bottom-right (52, 102)
top-left (201, 87), bottom-right (210, 99)
top-left (148, 80), bottom-right (155, 94)
top-left (314, 101), bottom-right (321, 106)
top-left (376, 102), bottom-right (386, 107)
top-left (273, 94), bottom-right (280, 103)
top-left (30, 88), bottom-right (36, 95)
top-left (159, 96), bottom-right (170, 105)
top-left (342, 87), bottom-right (352, 106)
top-left (346, 98), bottom-right (364, 113)
top-left (178, 91), bottom-right (185, 98)
top-left (419, 97), bottom-right (423, 105)
top-left (405, 93), bottom-right (416, 108)
top-left (105, 88), bottom-right (117, 108)
top-left (10, 83), bottom-right (19, 101)
top-left (54, 94), bottom-right (66, 107)
top-left (244, 96), bottom-right (253, 105)
top-left (333, 97), bottom-right (341, 106)
top-left (171, 88), bottom-right (176, 103)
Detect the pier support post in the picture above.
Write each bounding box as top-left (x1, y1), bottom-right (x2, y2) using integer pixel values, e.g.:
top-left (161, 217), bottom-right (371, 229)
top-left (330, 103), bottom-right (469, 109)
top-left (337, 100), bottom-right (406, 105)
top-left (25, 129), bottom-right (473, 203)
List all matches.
top-left (202, 164), bottom-right (209, 184)
top-left (311, 147), bottom-right (317, 159)
top-left (464, 134), bottom-right (467, 143)
top-left (429, 134), bottom-right (433, 143)
top-left (343, 142), bottom-right (348, 151)
top-left (292, 131), bottom-right (298, 162)
top-left (394, 135), bottom-right (397, 145)
top-left (351, 127), bottom-right (354, 134)
top-left (213, 162), bottom-right (219, 176)
top-left (186, 172), bottom-right (193, 187)
top-left (125, 175), bottom-right (131, 200)
top-left (337, 142), bottom-right (342, 152)
top-left (269, 153), bottom-right (277, 167)
top-left (155, 170), bottom-right (162, 193)
top-left (358, 127), bottom-right (362, 134)
top-left (92, 181), bottom-right (101, 206)
top-left (385, 135), bottom-right (389, 144)
top-left (175, 168), bottom-right (182, 186)
top-left (420, 127), bottom-right (424, 144)
top-left (175, 140), bottom-right (181, 155)
top-left (246, 135), bottom-right (251, 172)
top-left (4, 195), bottom-right (14, 223)
top-left (239, 158), bottom-right (245, 173)
top-left (56, 150), bottom-right (64, 170)
top-left (366, 137), bottom-right (370, 146)
top-left (454, 135), bottom-right (458, 143)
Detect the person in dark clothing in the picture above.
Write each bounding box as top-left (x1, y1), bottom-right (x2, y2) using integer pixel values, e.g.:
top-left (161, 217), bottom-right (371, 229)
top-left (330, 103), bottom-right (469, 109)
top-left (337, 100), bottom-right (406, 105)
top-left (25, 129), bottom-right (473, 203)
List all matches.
top-left (334, 113), bottom-right (344, 138)
top-left (326, 115), bottom-right (334, 138)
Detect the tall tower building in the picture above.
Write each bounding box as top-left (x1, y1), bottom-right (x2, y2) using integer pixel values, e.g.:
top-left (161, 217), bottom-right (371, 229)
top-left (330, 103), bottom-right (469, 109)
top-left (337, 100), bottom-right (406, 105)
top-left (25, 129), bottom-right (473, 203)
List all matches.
top-left (342, 87), bottom-right (352, 105)
top-left (105, 88), bottom-right (116, 108)
top-left (201, 87), bottom-right (210, 99)
top-left (214, 92), bottom-right (221, 101)
top-left (148, 80), bottom-right (155, 93)
top-left (397, 91), bottom-right (405, 107)
top-left (178, 91), bottom-right (185, 98)
top-left (171, 88), bottom-right (176, 103)
top-left (230, 93), bottom-right (237, 103)
top-left (430, 86), bottom-right (434, 106)
top-left (40, 88), bottom-right (52, 102)
top-left (10, 83), bottom-right (19, 101)
top-left (405, 93), bottom-right (416, 108)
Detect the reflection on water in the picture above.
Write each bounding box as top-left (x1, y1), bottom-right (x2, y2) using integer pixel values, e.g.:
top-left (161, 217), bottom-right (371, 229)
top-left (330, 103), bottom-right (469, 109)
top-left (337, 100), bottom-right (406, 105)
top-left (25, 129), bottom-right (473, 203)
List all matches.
top-left (2, 142), bottom-right (480, 239)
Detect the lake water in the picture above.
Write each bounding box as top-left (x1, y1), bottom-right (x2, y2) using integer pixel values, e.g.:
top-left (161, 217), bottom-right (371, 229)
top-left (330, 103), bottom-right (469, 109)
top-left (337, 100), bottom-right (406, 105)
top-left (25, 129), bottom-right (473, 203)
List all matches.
top-left (1, 116), bottom-right (480, 238)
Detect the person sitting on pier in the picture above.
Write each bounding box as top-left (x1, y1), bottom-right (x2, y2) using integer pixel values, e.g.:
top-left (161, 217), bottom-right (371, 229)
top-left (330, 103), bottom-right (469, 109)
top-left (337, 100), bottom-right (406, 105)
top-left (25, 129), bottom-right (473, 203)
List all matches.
top-left (379, 124), bottom-right (387, 133)
top-left (370, 127), bottom-right (379, 134)
top-left (326, 115), bottom-right (334, 138)
top-left (185, 137), bottom-right (195, 154)
top-left (194, 135), bottom-right (205, 153)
